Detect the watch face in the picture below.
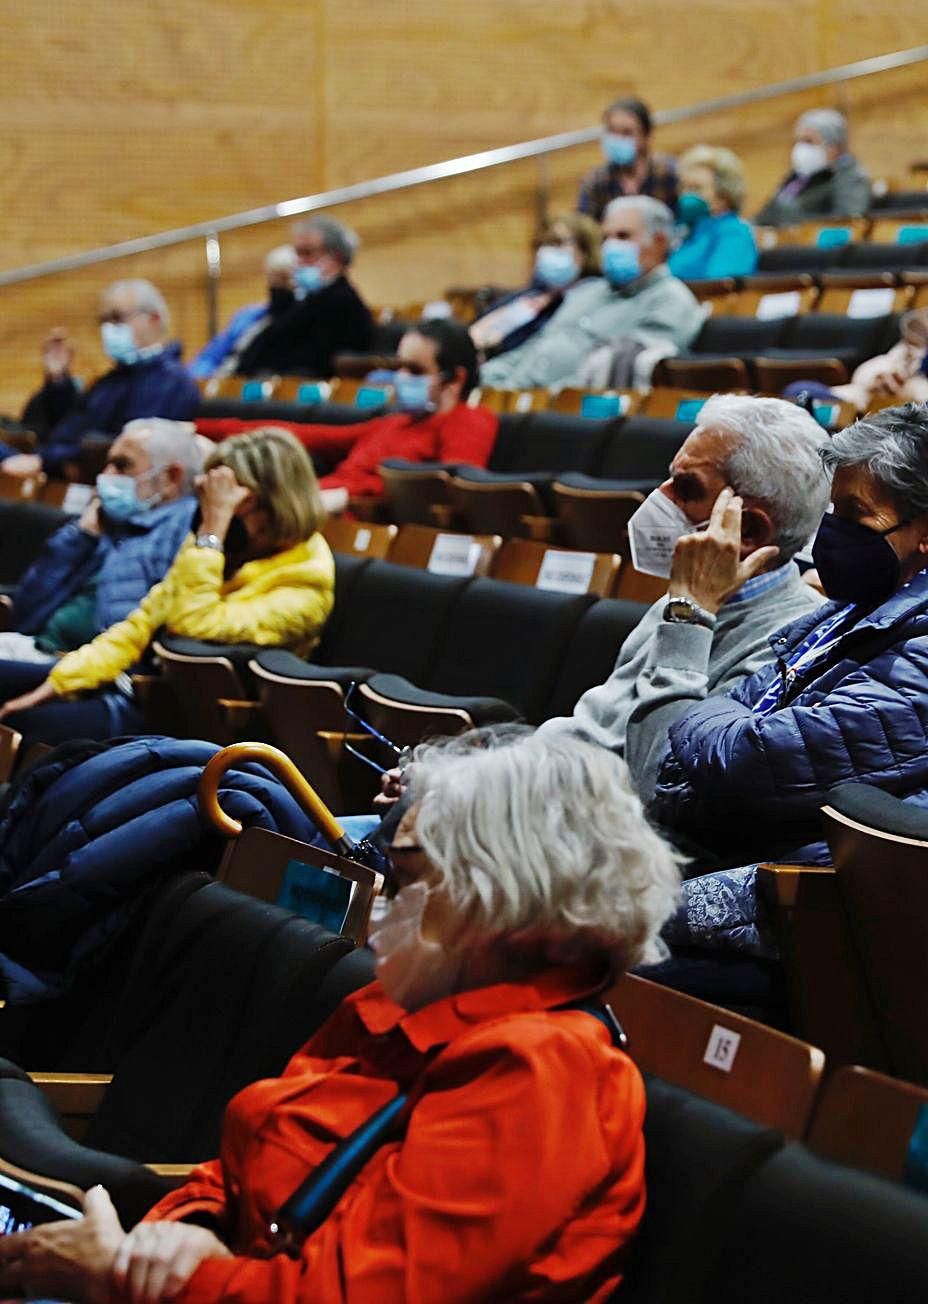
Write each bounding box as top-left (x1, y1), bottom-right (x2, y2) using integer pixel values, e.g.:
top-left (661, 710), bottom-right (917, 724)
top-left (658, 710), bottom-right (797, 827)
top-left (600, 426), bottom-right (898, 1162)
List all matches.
top-left (667, 599), bottom-right (695, 621)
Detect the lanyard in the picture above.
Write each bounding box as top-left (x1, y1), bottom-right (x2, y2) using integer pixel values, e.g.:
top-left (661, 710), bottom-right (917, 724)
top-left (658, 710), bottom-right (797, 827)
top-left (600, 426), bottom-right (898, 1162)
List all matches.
top-left (753, 604), bottom-right (857, 717)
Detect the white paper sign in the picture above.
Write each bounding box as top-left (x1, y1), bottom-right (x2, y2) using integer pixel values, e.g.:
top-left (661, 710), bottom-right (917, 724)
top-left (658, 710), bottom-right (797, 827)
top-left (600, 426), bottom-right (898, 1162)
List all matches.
top-left (847, 287), bottom-right (896, 319)
top-left (755, 291), bottom-right (801, 320)
top-left (535, 549), bottom-right (596, 594)
top-left (703, 1024), bottom-right (742, 1073)
top-left (61, 483), bottom-right (95, 515)
top-left (427, 534), bottom-right (482, 576)
top-left (514, 391), bottom-right (538, 413)
top-left (351, 528), bottom-right (372, 552)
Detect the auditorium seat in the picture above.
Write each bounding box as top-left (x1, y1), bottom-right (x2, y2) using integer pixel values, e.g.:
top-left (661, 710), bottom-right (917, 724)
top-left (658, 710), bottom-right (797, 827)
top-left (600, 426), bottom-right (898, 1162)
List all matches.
top-left (757, 244), bottom-right (844, 274)
top-left (359, 672), bottom-right (517, 734)
top-left (543, 597), bottom-right (648, 719)
top-left (730, 273), bottom-right (818, 318)
top-left (550, 478), bottom-right (644, 555)
top-left (815, 271), bottom-right (911, 316)
top-left (653, 357), bottom-right (751, 389)
top-left (387, 523), bottom-right (501, 575)
top-left (839, 240), bottom-right (928, 272)
top-left (597, 416), bottom-right (694, 485)
top-left (807, 1064), bottom-right (928, 1185)
top-left (487, 411), bottom-right (615, 476)
top-left (702, 1142), bottom-right (928, 1304)
top-left (0, 500), bottom-right (69, 586)
top-left (688, 314), bottom-right (790, 359)
top-left (322, 515), bottom-right (398, 559)
top-left (378, 458), bottom-right (454, 525)
top-left (490, 537), bottom-right (621, 597)
top-left (447, 469), bottom-right (546, 536)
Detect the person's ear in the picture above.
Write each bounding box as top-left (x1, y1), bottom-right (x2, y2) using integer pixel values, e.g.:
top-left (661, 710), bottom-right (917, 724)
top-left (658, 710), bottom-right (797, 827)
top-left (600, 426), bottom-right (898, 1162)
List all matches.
top-left (740, 505), bottom-right (776, 551)
top-left (446, 365), bottom-right (467, 395)
top-left (915, 520), bottom-right (928, 556)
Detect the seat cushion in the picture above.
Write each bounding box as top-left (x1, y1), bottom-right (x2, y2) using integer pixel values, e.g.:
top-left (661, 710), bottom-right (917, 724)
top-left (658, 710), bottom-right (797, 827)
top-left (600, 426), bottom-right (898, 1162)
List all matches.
top-left (826, 781), bottom-right (928, 841)
top-left (620, 1075), bottom-right (783, 1304)
top-left (253, 649), bottom-right (375, 688)
top-left (365, 672), bottom-right (519, 727)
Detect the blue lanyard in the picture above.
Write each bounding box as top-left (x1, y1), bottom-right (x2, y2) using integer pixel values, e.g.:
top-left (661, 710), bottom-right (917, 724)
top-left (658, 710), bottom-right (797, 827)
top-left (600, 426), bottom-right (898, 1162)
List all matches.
top-left (753, 604), bottom-right (857, 717)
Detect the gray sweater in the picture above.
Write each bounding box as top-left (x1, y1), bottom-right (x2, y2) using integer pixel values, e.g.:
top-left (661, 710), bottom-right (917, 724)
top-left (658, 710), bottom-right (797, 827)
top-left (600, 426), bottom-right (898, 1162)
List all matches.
top-left (538, 563), bottom-right (823, 802)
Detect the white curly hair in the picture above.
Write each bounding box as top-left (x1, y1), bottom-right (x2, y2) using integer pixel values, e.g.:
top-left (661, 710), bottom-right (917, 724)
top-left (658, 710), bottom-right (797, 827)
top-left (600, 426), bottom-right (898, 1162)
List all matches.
top-left (404, 727), bottom-right (682, 971)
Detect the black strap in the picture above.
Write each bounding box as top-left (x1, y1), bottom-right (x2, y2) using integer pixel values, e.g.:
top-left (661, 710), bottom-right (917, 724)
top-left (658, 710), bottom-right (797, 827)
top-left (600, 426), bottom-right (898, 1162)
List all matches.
top-left (266, 996), bottom-right (626, 1253)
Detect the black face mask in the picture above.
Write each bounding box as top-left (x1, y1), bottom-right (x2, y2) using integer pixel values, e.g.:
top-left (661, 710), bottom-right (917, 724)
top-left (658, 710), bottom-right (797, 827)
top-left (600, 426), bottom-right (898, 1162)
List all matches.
top-left (811, 513), bottom-right (909, 608)
top-left (191, 507), bottom-right (250, 575)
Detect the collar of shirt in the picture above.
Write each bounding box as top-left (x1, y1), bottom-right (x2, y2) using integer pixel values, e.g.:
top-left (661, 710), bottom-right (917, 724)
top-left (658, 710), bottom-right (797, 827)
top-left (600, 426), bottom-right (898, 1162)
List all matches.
top-left (725, 560), bottom-right (797, 606)
top-left (134, 341), bottom-right (166, 363)
top-left (352, 961), bottom-right (609, 1054)
top-left (614, 263), bottom-right (670, 299)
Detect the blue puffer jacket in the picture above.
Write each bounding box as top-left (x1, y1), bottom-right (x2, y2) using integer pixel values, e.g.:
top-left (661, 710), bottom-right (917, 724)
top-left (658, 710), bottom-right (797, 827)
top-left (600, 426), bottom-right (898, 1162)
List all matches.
top-left (0, 736), bottom-right (324, 1004)
top-left (12, 497), bottom-right (197, 637)
top-left (651, 569), bottom-right (928, 867)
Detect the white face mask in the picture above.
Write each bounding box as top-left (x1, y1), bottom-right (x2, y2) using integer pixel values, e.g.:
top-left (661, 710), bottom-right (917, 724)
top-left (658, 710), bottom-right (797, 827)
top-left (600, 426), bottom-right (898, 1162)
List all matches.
top-left (627, 487), bottom-right (701, 578)
top-left (368, 881), bottom-right (462, 1012)
top-left (791, 141), bottom-right (829, 178)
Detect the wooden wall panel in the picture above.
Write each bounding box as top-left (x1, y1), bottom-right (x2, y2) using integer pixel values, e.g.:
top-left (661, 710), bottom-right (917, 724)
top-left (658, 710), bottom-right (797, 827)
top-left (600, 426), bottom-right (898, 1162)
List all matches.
top-left (0, 0), bottom-right (926, 411)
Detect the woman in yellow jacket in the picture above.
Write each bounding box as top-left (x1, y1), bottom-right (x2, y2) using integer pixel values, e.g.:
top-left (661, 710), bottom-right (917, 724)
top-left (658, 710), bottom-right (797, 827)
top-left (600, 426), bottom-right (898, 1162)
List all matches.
top-left (0, 427), bottom-right (335, 746)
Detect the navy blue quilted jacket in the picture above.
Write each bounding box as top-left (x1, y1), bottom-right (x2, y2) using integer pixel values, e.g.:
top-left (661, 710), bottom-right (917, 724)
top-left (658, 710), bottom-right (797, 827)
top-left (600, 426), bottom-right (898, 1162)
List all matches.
top-left (650, 569), bottom-right (928, 867)
top-left (0, 736), bottom-right (322, 1004)
top-left (11, 497), bottom-right (196, 638)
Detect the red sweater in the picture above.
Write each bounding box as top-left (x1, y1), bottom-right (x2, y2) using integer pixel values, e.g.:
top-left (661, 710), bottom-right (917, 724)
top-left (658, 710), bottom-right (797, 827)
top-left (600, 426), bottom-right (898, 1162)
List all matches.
top-left (302, 405), bottom-right (498, 497)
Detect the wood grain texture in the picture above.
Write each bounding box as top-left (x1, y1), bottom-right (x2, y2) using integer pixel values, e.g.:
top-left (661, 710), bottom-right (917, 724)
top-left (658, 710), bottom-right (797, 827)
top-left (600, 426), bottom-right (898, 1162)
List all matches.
top-left (0, 0), bottom-right (926, 411)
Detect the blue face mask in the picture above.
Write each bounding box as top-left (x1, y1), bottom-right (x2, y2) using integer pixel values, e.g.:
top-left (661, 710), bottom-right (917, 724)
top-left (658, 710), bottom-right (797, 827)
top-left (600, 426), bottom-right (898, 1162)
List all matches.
top-left (534, 244), bottom-right (580, 289)
top-left (602, 132), bottom-right (638, 167)
top-left (96, 472), bottom-right (157, 521)
top-left (293, 264), bottom-right (325, 298)
top-left (394, 373), bottom-right (435, 412)
top-left (100, 321), bottom-right (139, 366)
top-left (601, 237), bottom-right (642, 286)
top-left (677, 192), bottom-right (712, 227)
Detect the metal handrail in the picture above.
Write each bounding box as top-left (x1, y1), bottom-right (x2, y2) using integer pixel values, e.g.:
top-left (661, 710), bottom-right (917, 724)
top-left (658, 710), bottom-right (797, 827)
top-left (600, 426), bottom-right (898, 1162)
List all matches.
top-left (2, 43), bottom-right (926, 291)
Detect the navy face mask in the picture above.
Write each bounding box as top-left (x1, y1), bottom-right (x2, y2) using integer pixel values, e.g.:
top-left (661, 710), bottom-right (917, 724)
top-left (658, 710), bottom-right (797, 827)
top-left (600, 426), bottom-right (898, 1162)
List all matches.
top-left (811, 513), bottom-right (909, 608)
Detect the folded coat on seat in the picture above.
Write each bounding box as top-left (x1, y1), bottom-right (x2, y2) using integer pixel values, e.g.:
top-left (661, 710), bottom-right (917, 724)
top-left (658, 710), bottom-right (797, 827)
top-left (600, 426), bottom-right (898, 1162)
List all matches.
top-left (0, 735), bottom-right (322, 1004)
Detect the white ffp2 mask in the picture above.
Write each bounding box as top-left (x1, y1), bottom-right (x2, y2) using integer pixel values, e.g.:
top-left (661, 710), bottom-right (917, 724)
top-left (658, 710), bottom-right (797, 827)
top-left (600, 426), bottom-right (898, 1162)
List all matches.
top-left (368, 881), bottom-right (462, 1012)
top-left (627, 488), bottom-right (700, 579)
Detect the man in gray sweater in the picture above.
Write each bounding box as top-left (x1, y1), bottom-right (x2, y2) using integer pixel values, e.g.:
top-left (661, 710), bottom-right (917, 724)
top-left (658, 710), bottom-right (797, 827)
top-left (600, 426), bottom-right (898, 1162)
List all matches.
top-left (539, 394), bottom-right (829, 800)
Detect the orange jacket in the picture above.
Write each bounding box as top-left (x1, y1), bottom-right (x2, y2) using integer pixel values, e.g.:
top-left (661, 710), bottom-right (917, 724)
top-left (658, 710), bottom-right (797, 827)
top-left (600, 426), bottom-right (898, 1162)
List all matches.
top-left (144, 966), bottom-right (646, 1303)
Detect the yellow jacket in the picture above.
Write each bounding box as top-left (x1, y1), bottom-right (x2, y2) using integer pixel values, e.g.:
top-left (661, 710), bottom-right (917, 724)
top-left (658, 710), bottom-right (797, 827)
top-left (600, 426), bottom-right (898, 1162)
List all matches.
top-left (48, 533), bottom-right (335, 697)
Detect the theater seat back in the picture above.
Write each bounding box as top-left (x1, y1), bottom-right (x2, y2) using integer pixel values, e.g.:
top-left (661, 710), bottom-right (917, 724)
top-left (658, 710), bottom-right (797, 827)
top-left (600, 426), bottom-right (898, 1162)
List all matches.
top-left (85, 874), bottom-right (375, 1162)
top-left (543, 598), bottom-right (648, 719)
top-left (487, 412), bottom-right (616, 475)
top-left (424, 578), bottom-right (593, 722)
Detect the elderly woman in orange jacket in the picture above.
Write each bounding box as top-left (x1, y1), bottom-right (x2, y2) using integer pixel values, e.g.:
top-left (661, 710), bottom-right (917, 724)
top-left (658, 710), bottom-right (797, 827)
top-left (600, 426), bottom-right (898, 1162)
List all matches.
top-left (0, 426), bottom-right (334, 746)
top-left (0, 729), bottom-right (680, 1303)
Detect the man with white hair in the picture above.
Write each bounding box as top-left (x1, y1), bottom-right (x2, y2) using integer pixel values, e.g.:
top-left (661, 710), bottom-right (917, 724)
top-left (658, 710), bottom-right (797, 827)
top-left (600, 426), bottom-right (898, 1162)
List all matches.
top-left (233, 216), bottom-right (373, 378)
top-left (188, 245), bottom-right (299, 380)
top-left (755, 108), bottom-right (871, 226)
top-left (0, 418), bottom-right (201, 670)
top-left (3, 279), bottom-right (199, 480)
top-left (538, 395), bottom-right (829, 801)
top-left (480, 196), bottom-right (703, 390)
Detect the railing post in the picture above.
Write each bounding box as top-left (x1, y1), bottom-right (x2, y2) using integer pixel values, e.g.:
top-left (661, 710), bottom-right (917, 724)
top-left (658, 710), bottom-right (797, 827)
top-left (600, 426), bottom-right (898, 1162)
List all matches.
top-left (204, 231), bottom-right (221, 339)
top-left (535, 155), bottom-right (551, 234)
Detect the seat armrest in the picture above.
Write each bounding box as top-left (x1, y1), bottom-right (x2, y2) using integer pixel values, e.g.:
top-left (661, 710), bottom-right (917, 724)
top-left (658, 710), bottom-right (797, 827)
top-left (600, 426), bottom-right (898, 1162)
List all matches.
top-left (520, 514), bottom-right (558, 542)
top-left (29, 1073), bottom-right (112, 1117)
top-left (145, 1163), bottom-right (196, 1183)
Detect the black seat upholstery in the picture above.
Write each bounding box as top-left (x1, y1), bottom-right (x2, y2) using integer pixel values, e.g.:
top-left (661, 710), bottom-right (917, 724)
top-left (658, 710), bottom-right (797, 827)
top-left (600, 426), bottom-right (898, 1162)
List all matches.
top-left (363, 671), bottom-right (518, 727)
top-left (778, 312), bottom-right (898, 366)
top-left (756, 245), bottom-right (844, 273)
top-left (487, 412), bottom-right (616, 475)
top-left (621, 1075), bottom-right (783, 1304)
top-left (597, 418), bottom-right (693, 483)
top-left (838, 241), bottom-right (928, 271)
top-left (0, 501), bottom-right (69, 586)
top-left (195, 397), bottom-right (386, 425)
top-left (317, 560), bottom-right (470, 684)
top-left (311, 553), bottom-right (373, 664)
top-left (691, 315), bottom-right (789, 357)
top-left (543, 598), bottom-right (648, 719)
top-left (826, 781), bottom-right (928, 841)
top-left (423, 578), bottom-right (594, 722)
top-left (702, 1142), bottom-right (928, 1304)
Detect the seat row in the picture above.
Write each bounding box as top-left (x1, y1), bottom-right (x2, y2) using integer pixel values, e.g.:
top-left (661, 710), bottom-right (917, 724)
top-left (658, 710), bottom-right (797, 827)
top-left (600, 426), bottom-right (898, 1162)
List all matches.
top-left (1, 850), bottom-right (927, 1304)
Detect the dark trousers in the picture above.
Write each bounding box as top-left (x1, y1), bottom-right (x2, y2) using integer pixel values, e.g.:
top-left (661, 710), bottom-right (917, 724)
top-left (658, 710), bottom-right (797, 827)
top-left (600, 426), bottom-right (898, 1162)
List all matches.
top-left (0, 661), bottom-right (143, 749)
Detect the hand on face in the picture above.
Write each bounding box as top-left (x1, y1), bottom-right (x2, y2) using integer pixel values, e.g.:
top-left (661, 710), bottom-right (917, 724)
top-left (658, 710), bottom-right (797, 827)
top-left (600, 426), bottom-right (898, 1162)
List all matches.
top-left (668, 486), bottom-right (779, 614)
top-left (41, 328), bottom-right (74, 380)
top-left (196, 465), bottom-right (253, 539)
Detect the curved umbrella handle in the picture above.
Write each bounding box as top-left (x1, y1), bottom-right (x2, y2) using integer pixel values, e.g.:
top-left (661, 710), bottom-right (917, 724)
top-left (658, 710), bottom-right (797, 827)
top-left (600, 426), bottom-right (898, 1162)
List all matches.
top-left (198, 742), bottom-right (351, 852)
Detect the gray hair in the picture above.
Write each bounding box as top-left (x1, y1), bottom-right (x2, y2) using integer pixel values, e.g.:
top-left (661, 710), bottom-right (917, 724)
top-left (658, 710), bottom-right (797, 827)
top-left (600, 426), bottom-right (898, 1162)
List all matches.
top-left (796, 108), bottom-right (848, 151)
top-left (121, 418), bottom-right (203, 495)
top-left (820, 402), bottom-right (928, 519)
top-left (104, 279), bottom-right (171, 332)
top-left (405, 729), bottom-right (682, 971)
top-left (679, 143), bottom-right (748, 213)
top-left (264, 244), bottom-right (298, 275)
top-left (698, 394), bottom-right (831, 560)
top-left (292, 216), bottom-right (360, 265)
top-left (603, 194), bottom-right (676, 243)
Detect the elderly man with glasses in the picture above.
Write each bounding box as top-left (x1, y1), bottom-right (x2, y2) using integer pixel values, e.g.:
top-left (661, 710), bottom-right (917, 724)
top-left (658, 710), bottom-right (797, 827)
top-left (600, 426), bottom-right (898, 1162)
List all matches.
top-left (2, 278), bottom-right (199, 481)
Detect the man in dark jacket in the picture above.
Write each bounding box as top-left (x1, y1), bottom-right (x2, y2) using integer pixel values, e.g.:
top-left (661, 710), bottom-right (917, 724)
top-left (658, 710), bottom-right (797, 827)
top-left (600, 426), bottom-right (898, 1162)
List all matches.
top-left (755, 108), bottom-right (871, 227)
top-left (1, 279), bottom-right (200, 480)
top-left (0, 418), bottom-right (200, 668)
top-left (233, 216), bottom-right (373, 378)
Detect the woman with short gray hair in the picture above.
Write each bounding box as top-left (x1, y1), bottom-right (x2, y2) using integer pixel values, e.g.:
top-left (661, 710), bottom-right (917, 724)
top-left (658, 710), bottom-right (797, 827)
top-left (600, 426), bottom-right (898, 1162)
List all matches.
top-left (755, 106), bottom-right (871, 226)
top-left (7, 729), bottom-right (681, 1302)
top-left (669, 144), bottom-right (758, 279)
top-left (652, 401), bottom-right (928, 869)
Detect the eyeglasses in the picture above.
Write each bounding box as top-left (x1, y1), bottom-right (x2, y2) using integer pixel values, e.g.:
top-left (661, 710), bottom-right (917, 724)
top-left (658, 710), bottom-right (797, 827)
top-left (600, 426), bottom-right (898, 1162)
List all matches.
top-left (340, 682), bottom-right (406, 776)
top-left (97, 308), bottom-right (148, 326)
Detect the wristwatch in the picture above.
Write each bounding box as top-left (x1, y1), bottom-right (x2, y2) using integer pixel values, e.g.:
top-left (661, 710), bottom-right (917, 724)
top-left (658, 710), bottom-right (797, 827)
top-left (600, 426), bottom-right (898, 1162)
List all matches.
top-left (662, 596), bottom-right (717, 630)
top-left (195, 532), bottom-right (224, 552)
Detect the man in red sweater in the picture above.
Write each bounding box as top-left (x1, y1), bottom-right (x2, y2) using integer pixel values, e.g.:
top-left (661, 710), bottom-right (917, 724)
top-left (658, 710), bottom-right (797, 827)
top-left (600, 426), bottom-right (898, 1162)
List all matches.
top-left (303, 320), bottom-right (498, 509)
